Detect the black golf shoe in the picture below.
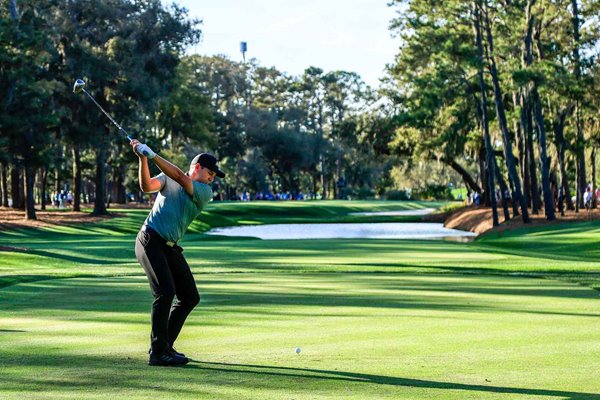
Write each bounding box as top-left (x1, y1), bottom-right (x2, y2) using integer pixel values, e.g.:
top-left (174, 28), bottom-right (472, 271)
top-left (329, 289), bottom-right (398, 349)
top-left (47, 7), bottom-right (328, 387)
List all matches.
top-left (170, 346), bottom-right (186, 358)
top-left (148, 346), bottom-right (186, 358)
top-left (148, 349), bottom-right (189, 366)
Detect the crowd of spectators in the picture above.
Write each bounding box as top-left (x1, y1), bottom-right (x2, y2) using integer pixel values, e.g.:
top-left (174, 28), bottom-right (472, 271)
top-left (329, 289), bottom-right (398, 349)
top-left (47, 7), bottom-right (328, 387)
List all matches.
top-left (239, 191), bottom-right (312, 201)
top-left (465, 183), bottom-right (600, 212)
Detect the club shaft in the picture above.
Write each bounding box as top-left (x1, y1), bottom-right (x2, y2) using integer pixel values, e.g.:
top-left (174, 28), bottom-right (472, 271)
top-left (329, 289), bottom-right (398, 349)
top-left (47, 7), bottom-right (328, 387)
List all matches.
top-left (82, 89), bottom-right (133, 141)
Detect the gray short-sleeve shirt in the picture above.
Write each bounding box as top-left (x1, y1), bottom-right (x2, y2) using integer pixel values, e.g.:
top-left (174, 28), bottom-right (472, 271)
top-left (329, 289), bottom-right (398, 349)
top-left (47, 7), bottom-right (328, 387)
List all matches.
top-left (144, 173), bottom-right (213, 243)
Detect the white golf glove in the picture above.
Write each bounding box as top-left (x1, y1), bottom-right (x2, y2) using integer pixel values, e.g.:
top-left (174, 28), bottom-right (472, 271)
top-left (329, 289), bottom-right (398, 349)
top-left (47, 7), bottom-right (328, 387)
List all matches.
top-left (136, 143), bottom-right (156, 159)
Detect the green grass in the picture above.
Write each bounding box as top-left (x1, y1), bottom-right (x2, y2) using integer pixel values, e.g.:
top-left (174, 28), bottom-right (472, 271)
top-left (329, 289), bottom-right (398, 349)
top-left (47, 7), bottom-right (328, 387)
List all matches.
top-left (451, 188), bottom-right (468, 201)
top-left (0, 200), bottom-right (599, 399)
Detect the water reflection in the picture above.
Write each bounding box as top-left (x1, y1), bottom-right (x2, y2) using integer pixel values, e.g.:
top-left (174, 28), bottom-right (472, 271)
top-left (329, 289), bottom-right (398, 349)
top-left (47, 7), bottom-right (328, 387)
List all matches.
top-left (206, 223), bottom-right (477, 241)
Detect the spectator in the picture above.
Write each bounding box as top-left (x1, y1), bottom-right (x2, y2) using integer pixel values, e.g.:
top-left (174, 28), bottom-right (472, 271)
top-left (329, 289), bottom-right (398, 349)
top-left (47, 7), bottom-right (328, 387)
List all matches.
top-left (59, 191), bottom-right (66, 209)
top-left (584, 186), bottom-right (592, 211)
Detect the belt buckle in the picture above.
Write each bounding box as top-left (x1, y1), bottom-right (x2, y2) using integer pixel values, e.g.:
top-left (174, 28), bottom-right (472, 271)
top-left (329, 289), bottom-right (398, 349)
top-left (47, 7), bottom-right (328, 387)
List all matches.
top-left (166, 241), bottom-right (176, 247)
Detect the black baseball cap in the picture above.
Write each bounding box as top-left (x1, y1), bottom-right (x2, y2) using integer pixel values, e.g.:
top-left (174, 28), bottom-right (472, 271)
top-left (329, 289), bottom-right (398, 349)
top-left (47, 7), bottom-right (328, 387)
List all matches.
top-left (191, 153), bottom-right (225, 178)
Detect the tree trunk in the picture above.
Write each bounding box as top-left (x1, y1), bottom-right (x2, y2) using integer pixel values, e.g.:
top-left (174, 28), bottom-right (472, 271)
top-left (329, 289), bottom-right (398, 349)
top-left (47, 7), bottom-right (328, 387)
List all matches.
top-left (474, 2), bottom-right (498, 225)
top-left (443, 158), bottom-right (482, 194)
top-left (9, 0), bottom-right (19, 20)
top-left (554, 107), bottom-right (574, 210)
top-left (494, 158), bottom-right (511, 221)
top-left (320, 154), bottom-right (326, 200)
top-left (505, 166), bottom-right (519, 217)
top-left (54, 167), bottom-right (60, 199)
top-left (478, 146), bottom-right (488, 204)
top-left (7, 0), bottom-right (18, 133)
top-left (25, 165), bottom-right (36, 220)
top-left (531, 87), bottom-right (555, 220)
top-left (336, 151), bottom-right (342, 199)
top-left (482, 0), bottom-right (529, 222)
top-left (115, 166), bottom-right (126, 204)
top-left (72, 144), bottom-right (82, 211)
top-left (575, 161), bottom-right (580, 212)
top-left (40, 168), bottom-right (47, 210)
top-left (522, 105), bottom-right (532, 209)
top-left (19, 167), bottom-right (25, 209)
top-left (106, 180), bottom-right (111, 209)
top-left (592, 147), bottom-right (597, 208)
top-left (513, 93), bottom-right (526, 198)
top-left (525, 98), bottom-right (542, 213)
top-left (318, 105), bottom-right (326, 200)
top-left (0, 162), bottom-right (8, 207)
top-left (520, 0), bottom-right (541, 213)
top-left (92, 149), bottom-right (109, 215)
top-left (571, 0), bottom-right (586, 210)
top-left (10, 165), bottom-right (23, 209)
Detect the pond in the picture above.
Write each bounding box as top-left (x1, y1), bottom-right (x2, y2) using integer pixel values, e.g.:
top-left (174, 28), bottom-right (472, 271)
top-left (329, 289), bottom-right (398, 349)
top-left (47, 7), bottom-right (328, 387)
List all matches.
top-left (206, 222), bottom-right (477, 241)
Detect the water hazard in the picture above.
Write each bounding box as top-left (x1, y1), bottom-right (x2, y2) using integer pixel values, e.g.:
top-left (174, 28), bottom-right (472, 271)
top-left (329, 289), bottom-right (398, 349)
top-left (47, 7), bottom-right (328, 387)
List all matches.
top-left (206, 222), bottom-right (477, 241)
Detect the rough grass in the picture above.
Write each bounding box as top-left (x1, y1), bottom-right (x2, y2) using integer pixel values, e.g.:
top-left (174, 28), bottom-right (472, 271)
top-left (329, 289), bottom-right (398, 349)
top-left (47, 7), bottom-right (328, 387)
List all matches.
top-left (0, 200), bottom-right (599, 399)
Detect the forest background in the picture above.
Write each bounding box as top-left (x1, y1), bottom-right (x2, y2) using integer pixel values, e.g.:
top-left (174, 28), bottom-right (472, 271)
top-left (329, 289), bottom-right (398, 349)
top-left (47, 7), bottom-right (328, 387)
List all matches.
top-left (1, 0), bottom-right (599, 226)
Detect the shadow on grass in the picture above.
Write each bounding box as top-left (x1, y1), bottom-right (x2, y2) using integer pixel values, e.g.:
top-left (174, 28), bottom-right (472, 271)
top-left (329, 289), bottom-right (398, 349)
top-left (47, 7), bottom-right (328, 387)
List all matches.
top-left (25, 248), bottom-right (128, 265)
top-left (0, 276), bottom-right (488, 315)
top-left (2, 275), bottom-right (599, 320)
top-left (2, 353), bottom-right (597, 399)
top-left (189, 361), bottom-right (600, 400)
top-left (342, 264), bottom-right (600, 295)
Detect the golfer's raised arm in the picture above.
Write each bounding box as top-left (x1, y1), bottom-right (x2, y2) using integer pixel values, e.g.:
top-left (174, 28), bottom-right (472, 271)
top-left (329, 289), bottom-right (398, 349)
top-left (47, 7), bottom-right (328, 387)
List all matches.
top-left (130, 140), bottom-right (193, 195)
top-left (137, 157), bottom-right (162, 193)
top-left (151, 155), bottom-right (194, 196)
top-left (131, 140), bottom-right (161, 193)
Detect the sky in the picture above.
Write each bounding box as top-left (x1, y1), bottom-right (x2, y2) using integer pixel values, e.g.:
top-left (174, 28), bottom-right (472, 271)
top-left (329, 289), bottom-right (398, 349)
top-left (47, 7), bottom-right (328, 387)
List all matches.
top-left (167, 0), bottom-right (402, 87)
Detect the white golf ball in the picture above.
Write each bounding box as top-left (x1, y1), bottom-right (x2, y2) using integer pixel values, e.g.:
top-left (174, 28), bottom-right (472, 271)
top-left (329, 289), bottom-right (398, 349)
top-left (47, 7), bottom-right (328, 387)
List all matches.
top-left (295, 347), bottom-right (301, 354)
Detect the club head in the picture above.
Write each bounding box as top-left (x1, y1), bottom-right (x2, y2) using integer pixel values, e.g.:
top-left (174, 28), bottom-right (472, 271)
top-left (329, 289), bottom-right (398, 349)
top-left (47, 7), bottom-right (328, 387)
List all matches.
top-left (73, 79), bottom-right (86, 94)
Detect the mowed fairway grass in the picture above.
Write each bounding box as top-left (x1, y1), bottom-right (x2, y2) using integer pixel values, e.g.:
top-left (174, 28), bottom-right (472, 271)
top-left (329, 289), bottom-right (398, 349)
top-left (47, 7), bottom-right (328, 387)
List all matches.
top-left (0, 200), bottom-right (599, 399)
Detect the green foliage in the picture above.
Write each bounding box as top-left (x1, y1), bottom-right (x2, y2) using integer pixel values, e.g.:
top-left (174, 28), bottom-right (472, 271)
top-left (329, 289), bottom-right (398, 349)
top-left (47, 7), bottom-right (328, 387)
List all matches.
top-left (386, 0), bottom-right (600, 205)
top-left (386, 0), bottom-right (482, 189)
top-left (384, 189), bottom-right (411, 200)
top-left (344, 186), bottom-right (374, 200)
top-left (3, 0), bottom-right (599, 212)
top-left (412, 184), bottom-right (453, 200)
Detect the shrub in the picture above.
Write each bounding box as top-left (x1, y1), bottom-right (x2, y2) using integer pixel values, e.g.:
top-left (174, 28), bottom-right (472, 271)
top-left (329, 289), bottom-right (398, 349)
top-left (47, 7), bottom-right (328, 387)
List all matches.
top-left (385, 189), bottom-right (411, 200)
top-left (347, 187), bottom-right (376, 200)
top-left (412, 184), bottom-right (453, 200)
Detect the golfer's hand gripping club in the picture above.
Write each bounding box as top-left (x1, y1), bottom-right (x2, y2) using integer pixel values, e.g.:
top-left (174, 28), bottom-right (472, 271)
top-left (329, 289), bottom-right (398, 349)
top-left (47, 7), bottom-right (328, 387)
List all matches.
top-left (130, 139), bottom-right (156, 159)
top-left (137, 144), bottom-right (156, 159)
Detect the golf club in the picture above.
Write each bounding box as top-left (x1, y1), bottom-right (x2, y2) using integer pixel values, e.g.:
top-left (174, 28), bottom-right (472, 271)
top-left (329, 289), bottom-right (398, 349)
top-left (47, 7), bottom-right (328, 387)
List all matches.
top-left (72, 79), bottom-right (133, 141)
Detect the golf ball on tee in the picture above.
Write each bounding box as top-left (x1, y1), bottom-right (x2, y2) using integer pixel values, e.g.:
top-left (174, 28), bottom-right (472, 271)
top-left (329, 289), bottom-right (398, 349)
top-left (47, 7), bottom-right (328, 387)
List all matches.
top-left (295, 347), bottom-right (301, 354)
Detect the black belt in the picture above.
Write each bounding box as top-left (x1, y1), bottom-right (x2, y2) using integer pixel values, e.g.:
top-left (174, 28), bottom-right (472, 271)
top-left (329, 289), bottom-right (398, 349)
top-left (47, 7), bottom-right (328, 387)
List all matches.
top-left (141, 225), bottom-right (177, 247)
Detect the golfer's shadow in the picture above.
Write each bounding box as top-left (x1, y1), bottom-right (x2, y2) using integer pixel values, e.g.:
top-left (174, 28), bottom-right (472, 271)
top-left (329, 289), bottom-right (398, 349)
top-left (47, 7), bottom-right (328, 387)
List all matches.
top-left (187, 360), bottom-right (599, 399)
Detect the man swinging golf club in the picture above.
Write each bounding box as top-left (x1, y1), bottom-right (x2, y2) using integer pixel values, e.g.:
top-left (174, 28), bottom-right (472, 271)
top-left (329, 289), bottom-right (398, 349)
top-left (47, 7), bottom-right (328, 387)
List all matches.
top-left (130, 139), bottom-right (225, 366)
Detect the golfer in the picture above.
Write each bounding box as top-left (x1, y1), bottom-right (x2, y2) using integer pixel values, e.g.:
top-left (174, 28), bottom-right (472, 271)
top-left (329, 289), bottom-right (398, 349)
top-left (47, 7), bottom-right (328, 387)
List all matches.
top-left (130, 139), bottom-right (225, 366)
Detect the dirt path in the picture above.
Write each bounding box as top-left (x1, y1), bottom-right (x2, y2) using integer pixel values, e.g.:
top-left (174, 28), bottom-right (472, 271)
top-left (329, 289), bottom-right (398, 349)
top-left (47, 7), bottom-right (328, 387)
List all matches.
top-left (0, 207), bottom-right (135, 231)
